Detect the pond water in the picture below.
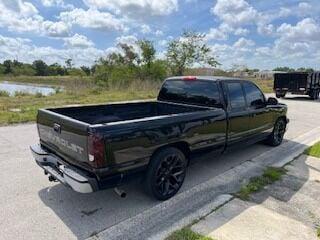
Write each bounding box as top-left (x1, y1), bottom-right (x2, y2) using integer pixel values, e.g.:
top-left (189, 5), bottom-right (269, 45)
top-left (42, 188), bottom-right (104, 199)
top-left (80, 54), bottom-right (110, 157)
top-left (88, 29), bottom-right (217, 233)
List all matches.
top-left (0, 81), bottom-right (56, 96)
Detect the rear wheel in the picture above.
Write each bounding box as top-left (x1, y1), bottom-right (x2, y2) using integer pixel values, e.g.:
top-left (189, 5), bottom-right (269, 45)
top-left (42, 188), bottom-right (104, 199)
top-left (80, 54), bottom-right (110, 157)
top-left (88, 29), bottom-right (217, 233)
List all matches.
top-left (310, 90), bottom-right (319, 100)
top-left (315, 90), bottom-right (319, 100)
top-left (145, 147), bottom-right (187, 200)
top-left (265, 118), bottom-right (286, 146)
top-left (276, 92), bottom-right (286, 98)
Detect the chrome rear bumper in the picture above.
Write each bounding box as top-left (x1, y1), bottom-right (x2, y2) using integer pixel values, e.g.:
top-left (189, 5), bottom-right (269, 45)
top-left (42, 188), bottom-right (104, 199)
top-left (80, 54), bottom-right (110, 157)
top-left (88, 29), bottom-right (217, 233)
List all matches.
top-left (30, 144), bottom-right (98, 193)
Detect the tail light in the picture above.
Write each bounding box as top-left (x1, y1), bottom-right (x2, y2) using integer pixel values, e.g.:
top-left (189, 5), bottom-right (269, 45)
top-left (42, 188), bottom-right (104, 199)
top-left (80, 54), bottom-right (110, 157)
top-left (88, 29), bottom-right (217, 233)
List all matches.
top-left (88, 133), bottom-right (105, 168)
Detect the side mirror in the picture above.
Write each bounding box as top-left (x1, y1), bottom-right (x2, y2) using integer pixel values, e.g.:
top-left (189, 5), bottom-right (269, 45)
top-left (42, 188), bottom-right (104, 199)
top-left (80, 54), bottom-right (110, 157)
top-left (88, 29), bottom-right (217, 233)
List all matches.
top-left (251, 99), bottom-right (266, 109)
top-left (267, 97), bottom-right (278, 105)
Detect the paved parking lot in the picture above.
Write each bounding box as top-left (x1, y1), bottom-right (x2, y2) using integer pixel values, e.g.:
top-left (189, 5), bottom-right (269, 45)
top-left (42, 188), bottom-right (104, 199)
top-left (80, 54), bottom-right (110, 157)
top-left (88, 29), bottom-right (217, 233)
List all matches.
top-left (1, 94), bottom-right (320, 240)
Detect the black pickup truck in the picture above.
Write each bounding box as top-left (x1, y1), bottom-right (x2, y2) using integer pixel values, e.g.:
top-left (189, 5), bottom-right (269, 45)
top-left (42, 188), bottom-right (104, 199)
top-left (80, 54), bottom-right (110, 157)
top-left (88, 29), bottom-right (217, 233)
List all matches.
top-left (31, 76), bottom-right (288, 200)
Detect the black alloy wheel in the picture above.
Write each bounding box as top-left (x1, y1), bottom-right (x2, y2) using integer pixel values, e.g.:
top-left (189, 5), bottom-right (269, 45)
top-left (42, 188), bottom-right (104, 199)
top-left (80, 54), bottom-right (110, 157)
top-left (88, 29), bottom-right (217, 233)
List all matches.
top-left (266, 118), bottom-right (286, 146)
top-left (145, 147), bottom-right (187, 200)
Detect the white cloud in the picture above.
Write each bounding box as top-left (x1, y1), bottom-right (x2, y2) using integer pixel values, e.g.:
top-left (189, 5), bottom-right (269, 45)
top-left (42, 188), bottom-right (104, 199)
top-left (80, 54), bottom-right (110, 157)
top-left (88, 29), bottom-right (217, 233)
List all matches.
top-left (83, 0), bottom-right (178, 17)
top-left (233, 37), bottom-right (255, 49)
top-left (234, 28), bottom-right (249, 36)
top-left (257, 23), bottom-right (274, 36)
top-left (41, 0), bottom-right (74, 9)
top-left (206, 28), bottom-right (228, 41)
top-left (115, 35), bottom-right (141, 54)
top-left (254, 18), bottom-right (320, 67)
top-left (141, 24), bottom-right (151, 34)
top-left (63, 34), bottom-right (94, 48)
top-left (277, 18), bottom-right (320, 42)
top-left (298, 2), bottom-right (312, 12)
top-left (115, 35), bottom-right (139, 48)
top-left (0, 34), bottom-right (109, 66)
top-left (42, 21), bottom-right (70, 37)
top-left (210, 0), bottom-right (286, 38)
top-left (211, 0), bottom-right (258, 28)
top-left (59, 8), bottom-right (125, 31)
top-left (155, 30), bottom-right (164, 36)
top-left (0, 0), bottom-right (38, 16)
top-left (0, 0), bottom-right (70, 37)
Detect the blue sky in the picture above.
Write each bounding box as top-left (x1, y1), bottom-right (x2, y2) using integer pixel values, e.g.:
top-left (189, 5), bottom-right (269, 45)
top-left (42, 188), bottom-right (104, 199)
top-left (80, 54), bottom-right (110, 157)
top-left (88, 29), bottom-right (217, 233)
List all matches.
top-left (0, 0), bottom-right (319, 70)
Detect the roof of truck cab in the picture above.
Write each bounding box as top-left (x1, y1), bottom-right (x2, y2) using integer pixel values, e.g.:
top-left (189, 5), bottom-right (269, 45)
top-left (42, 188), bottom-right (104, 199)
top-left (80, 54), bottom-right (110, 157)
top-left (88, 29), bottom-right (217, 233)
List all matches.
top-left (166, 76), bottom-right (250, 82)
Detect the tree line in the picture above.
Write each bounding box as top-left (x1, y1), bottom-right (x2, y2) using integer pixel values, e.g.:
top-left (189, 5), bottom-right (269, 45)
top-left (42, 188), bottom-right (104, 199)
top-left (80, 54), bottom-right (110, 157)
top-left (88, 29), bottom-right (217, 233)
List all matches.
top-left (0, 30), bottom-right (316, 87)
top-left (0, 58), bottom-right (91, 77)
top-left (0, 31), bottom-right (220, 87)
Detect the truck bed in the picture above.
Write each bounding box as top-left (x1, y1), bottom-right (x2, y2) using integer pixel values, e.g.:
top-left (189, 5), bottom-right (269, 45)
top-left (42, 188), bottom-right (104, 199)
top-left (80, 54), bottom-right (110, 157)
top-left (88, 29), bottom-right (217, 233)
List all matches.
top-left (49, 101), bottom-right (207, 125)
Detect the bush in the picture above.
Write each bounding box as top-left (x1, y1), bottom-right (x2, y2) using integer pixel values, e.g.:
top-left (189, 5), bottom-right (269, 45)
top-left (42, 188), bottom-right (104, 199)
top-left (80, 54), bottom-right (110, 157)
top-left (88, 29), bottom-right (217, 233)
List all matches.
top-left (0, 90), bottom-right (10, 97)
top-left (35, 92), bottom-right (44, 98)
top-left (14, 91), bottom-right (31, 97)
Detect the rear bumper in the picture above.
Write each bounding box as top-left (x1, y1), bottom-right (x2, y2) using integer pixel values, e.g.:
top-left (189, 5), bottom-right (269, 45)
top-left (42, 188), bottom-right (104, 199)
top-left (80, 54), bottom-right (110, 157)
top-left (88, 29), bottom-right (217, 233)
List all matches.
top-left (275, 89), bottom-right (308, 95)
top-left (30, 144), bottom-right (98, 193)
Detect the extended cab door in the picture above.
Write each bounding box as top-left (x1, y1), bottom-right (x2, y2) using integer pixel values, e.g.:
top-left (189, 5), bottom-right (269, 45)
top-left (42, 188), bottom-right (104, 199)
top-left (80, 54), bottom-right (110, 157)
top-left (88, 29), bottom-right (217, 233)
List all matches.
top-left (243, 82), bottom-right (273, 139)
top-left (223, 81), bottom-right (251, 144)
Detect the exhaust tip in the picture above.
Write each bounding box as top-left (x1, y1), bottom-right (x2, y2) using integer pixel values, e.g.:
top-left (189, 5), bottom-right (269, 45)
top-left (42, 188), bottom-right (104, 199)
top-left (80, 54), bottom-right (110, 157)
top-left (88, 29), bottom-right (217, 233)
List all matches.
top-left (114, 187), bottom-right (127, 198)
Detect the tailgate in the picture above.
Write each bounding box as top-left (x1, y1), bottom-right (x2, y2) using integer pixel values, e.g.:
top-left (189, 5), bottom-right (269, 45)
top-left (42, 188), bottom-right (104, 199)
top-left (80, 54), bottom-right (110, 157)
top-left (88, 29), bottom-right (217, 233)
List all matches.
top-left (37, 109), bottom-right (89, 164)
top-left (274, 73), bottom-right (308, 90)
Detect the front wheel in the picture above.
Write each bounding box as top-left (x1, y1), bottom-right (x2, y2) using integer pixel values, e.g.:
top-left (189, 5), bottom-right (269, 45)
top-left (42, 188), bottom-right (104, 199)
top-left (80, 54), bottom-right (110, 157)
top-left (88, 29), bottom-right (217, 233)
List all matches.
top-left (144, 147), bottom-right (187, 200)
top-left (265, 118), bottom-right (286, 146)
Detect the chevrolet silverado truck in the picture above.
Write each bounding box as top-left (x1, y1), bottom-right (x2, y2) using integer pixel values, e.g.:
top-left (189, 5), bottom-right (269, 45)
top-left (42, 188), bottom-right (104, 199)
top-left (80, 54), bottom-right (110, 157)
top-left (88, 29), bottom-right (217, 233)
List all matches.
top-left (31, 76), bottom-right (288, 200)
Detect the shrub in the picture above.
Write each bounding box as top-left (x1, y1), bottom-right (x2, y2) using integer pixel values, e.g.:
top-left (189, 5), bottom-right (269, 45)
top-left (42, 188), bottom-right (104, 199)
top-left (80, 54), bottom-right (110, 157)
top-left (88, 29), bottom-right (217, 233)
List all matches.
top-left (0, 90), bottom-right (10, 97)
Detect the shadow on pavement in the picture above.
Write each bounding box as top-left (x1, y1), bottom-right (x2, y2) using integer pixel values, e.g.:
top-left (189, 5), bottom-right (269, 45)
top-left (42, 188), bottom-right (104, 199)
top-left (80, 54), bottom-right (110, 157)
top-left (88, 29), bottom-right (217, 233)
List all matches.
top-left (282, 96), bottom-right (320, 102)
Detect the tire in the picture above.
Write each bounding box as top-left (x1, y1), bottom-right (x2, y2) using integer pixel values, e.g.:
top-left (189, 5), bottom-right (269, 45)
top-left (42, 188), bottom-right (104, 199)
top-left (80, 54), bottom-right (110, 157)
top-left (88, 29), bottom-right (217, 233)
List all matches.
top-left (265, 118), bottom-right (286, 146)
top-left (315, 89), bottom-right (320, 100)
top-left (144, 147), bottom-right (187, 200)
top-left (276, 93), bottom-right (285, 98)
top-left (310, 90), bottom-right (319, 100)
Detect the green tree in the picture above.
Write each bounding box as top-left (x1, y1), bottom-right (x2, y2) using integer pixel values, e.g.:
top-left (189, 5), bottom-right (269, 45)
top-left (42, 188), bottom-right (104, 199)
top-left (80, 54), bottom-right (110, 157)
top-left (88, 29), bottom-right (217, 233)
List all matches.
top-left (13, 63), bottom-right (36, 76)
top-left (166, 30), bottom-right (220, 75)
top-left (117, 43), bottom-right (138, 66)
top-left (48, 63), bottom-right (66, 76)
top-left (32, 60), bottom-right (48, 76)
top-left (297, 67), bottom-right (314, 73)
top-left (80, 66), bottom-right (91, 76)
top-left (3, 60), bottom-right (13, 74)
top-left (273, 67), bottom-right (295, 72)
top-left (138, 39), bottom-right (156, 69)
top-left (0, 63), bottom-right (5, 75)
top-left (65, 58), bottom-right (73, 69)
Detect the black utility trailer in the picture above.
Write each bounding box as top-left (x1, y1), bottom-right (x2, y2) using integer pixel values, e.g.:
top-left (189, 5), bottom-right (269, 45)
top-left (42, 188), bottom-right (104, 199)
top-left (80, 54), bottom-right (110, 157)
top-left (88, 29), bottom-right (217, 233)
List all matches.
top-left (274, 72), bottom-right (320, 99)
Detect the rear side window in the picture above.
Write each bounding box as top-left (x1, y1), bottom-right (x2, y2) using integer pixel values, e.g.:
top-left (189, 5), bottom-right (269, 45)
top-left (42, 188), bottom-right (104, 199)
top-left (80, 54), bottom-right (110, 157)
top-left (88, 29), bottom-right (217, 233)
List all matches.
top-left (243, 82), bottom-right (265, 107)
top-left (158, 80), bottom-right (222, 107)
top-left (226, 82), bottom-right (246, 109)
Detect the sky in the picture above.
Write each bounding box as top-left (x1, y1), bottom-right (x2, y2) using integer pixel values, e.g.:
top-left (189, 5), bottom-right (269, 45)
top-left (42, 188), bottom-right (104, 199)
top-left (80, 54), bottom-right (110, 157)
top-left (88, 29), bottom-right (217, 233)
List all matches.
top-left (0, 0), bottom-right (319, 70)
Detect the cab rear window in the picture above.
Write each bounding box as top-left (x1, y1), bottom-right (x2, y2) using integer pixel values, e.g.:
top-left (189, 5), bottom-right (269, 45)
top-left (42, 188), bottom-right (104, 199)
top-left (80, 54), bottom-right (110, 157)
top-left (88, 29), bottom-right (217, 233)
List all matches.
top-left (158, 79), bottom-right (222, 108)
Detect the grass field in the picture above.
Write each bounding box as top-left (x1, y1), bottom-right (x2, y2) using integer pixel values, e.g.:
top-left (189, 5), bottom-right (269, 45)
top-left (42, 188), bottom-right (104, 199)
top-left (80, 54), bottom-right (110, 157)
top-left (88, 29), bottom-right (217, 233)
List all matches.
top-left (305, 142), bottom-right (320, 158)
top-left (0, 76), bottom-right (274, 125)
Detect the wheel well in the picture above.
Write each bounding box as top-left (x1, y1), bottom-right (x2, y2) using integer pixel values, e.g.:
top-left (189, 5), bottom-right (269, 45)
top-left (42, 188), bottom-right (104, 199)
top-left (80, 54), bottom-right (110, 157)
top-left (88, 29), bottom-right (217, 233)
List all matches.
top-left (150, 142), bottom-right (191, 162)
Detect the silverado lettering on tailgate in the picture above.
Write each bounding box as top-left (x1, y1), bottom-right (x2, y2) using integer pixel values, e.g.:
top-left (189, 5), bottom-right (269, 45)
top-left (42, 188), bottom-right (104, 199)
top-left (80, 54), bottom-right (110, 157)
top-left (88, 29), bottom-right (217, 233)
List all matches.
top-left (39, 128), bottom-right (84, 154)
